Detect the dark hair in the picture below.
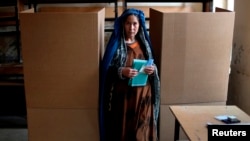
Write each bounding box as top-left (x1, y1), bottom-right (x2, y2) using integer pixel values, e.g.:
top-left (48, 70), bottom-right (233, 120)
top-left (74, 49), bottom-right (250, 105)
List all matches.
top-left (122, 13), bottom-right (140, 24)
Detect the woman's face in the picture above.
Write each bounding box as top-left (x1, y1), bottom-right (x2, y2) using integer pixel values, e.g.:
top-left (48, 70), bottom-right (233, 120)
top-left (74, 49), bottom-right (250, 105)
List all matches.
top-left (124, 15), bottom-right (140, 40)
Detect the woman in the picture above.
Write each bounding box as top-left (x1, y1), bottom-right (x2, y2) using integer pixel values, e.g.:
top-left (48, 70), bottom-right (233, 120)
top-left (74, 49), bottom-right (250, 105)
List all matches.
top-left (99, 8), bottom-right (160, 141)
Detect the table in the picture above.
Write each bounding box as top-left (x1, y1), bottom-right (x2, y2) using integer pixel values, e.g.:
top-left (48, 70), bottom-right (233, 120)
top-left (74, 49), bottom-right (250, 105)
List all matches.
top-left (169, 105), bottom-right (250, 141)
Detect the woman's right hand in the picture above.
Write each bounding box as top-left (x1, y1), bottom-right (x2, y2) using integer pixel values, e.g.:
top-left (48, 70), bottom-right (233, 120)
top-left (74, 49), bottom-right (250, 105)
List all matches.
top-left (121, 67), bottom-right (138, 78)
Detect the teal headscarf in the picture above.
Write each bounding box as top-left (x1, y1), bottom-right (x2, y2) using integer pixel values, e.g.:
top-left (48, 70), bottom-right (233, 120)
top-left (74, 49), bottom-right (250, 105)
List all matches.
top-left (99, 8), bottom-right (160, 141)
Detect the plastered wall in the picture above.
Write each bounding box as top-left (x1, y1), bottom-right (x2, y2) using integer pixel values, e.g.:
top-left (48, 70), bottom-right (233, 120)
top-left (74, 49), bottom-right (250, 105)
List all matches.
top-left (227, 0), bottom-right (250, 115)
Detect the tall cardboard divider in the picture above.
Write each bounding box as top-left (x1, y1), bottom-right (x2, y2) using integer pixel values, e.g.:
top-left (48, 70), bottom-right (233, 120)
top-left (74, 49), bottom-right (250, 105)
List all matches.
top-left (20, 7), bottom-right (105, 141)
top-left (149, 8), bottom-right (235, 141)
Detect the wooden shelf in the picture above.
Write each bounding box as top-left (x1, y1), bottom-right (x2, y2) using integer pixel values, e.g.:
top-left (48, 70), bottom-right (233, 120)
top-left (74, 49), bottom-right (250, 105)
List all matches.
top-left (124, 0), bottom-right (213, 12)
top-left (0, 63), bottom-right (23, 75)
top-left (0, 63), bottom-right (24, 86)
top-left (0, 0), bottom-right (21, 63)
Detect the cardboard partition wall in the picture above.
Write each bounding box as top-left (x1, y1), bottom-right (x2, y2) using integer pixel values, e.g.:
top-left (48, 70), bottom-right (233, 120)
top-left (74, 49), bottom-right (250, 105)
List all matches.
top-left (20, 7), bottom-right (105, 141)
top-left (27, 108), bottom-right (99, 141)
top-left (150, 8), bottom-right (235, 104)
top-left (20, 7), bottom-right (105, 109)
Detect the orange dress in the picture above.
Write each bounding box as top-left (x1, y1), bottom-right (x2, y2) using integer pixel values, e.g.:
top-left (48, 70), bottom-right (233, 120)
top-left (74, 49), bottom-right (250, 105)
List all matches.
top-left (106, 41), bottom-right (157, 141)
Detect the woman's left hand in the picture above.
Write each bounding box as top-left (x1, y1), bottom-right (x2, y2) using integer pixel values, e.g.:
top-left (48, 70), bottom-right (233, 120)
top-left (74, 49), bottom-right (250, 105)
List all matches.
top-left (144, 65), bottom-right (155, 75)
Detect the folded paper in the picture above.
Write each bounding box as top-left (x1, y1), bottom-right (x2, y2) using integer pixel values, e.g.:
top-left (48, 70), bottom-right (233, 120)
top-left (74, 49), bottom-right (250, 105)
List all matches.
top-left (128, 59), bottom-right (153, 87)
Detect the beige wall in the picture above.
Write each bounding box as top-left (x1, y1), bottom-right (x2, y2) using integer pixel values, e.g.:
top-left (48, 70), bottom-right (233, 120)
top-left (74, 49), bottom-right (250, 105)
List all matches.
top-left (228, 0), bottom-right (250, 115)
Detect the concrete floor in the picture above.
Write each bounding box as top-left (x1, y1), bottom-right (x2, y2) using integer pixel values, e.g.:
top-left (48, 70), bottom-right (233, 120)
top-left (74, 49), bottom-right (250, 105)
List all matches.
top-left (0, 116), bottom-right (28, 141)
top-left (0, 128), bottom-right (28, 141)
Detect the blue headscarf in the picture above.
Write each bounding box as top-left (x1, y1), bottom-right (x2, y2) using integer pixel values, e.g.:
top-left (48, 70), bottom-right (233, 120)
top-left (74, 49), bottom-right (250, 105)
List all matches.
top-left (99, 8), bottom-right (160, 141)
top-left (102, 8), bottom-right (153, 72)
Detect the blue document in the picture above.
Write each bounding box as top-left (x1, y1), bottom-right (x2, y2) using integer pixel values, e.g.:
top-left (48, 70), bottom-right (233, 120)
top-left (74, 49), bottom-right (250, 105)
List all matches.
top-left (128, 59), bottom-right (153, 87)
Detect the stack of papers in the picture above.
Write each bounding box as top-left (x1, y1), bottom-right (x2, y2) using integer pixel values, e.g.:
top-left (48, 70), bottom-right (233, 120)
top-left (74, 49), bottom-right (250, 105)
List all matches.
top-left (128, 59), bottom-right (153, 87)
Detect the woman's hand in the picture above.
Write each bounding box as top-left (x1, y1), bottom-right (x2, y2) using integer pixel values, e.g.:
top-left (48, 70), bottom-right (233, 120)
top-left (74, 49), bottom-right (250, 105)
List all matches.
top-left (144, 65), bottom-right (155, 75)
top-left (121, 67), bottom-right (138, 78)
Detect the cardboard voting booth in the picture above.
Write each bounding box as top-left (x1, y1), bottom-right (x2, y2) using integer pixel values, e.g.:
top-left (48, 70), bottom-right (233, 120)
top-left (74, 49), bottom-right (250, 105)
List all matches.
top-left (20, 7), bottom-right (105, 141)
top-left (149, 8), bottom-right (235, 141)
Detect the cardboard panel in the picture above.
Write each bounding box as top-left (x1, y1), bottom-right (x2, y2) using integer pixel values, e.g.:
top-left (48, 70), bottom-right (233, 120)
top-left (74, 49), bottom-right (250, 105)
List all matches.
top-left (150, 9), bottom-right (235, 104)
top-left (27, 108), bottom-right (99, 141)
top-left (159, 102), bottom-right (226, 141)
top-left (20, 7), bottom-right (105, 109)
